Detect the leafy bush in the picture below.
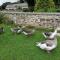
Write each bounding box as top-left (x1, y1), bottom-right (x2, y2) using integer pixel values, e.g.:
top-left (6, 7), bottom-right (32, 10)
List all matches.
top-left (34, 0), bottom-right (56, 12)
top-left (0, 13), bottom-right (5, 24)
top-left (0, 13), bottom-right (14, 25)
top-left (5, 20), bottom-right (14, 25)
top-left (3, 16), bottom-right (14, 25)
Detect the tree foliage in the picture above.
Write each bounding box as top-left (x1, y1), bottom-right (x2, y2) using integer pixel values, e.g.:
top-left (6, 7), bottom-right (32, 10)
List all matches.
top-left (25, 0), bottom-right (35, 11)
top-left (34, 0), bottom-right (56, 12)
top-left (1, 2), bottom-right (11, 10)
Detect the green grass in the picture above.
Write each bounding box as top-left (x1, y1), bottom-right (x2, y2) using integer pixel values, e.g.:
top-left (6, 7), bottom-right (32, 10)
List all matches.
top-left (0, 24), bottom-right (60, 60)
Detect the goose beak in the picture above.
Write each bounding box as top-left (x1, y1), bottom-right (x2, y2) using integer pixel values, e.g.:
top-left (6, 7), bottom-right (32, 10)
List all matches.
top-left (36, 42), bottom-right (40, 46)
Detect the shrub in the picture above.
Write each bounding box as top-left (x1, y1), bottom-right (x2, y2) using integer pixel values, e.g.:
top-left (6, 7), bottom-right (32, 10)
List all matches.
top-left (34, 0), bottom-right (56, 12)
top-left (3, 16), bottom-right (14, 25)
top-left (0, 13), bottom-right (14, 25)
top-left (0, 13), bottom-right (5, 24)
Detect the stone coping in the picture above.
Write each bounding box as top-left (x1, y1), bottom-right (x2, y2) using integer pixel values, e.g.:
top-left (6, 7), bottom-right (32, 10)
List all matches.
top-left (0, 11), bottom-right (60, 15)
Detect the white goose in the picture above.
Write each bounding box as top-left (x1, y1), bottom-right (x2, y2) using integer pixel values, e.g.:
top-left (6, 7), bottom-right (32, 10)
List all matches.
top-left (36, 28), bottom-right (58, 53)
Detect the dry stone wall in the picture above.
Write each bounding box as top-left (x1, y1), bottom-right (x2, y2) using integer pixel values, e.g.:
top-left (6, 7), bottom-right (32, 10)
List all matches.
top-left (2, 12), bottom-right (60, 28)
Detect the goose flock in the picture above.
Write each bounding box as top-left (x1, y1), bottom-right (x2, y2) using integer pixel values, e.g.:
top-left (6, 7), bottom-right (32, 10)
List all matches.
top-left (0, 26), bottom-right (60, 53)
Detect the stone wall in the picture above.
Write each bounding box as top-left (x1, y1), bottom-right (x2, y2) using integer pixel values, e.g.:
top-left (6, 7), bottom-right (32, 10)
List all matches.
top-left (2, 12), bottom-right (60, 28)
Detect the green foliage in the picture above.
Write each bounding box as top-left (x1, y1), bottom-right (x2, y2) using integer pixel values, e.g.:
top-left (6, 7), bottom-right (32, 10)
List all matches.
top-left (0, 13), bottom-right (5, 24)
top-left (0, 13), bottom-right (14, 25)
top-left (34, 0), bottom-right (56, 12)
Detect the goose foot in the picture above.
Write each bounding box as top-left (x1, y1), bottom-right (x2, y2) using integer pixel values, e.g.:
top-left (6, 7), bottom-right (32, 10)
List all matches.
top-left (47, 50), bottom-right (51, 53)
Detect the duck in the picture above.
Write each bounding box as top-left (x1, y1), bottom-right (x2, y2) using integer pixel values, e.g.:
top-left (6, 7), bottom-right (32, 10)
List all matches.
top-left (36, 28), bottom-right (58, 53)
top-left (11, 26), bottom-right (22, 34)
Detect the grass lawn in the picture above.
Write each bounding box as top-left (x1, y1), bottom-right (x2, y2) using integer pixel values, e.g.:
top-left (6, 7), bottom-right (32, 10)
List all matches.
top-left (0, 24), bottom-right (60, 60)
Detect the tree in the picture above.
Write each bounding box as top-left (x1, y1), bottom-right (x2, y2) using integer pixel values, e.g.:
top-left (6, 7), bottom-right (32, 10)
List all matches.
top-left (20, 0), bottom-right (24, 3)
top-left (25, 0), bottom-right (35, 11)
top-left (34, 0), bottom-right (56, 12)
top-left (0, 6), bottom-right (1, 8)
top-left (1, 2), bottom-right (11, 10)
